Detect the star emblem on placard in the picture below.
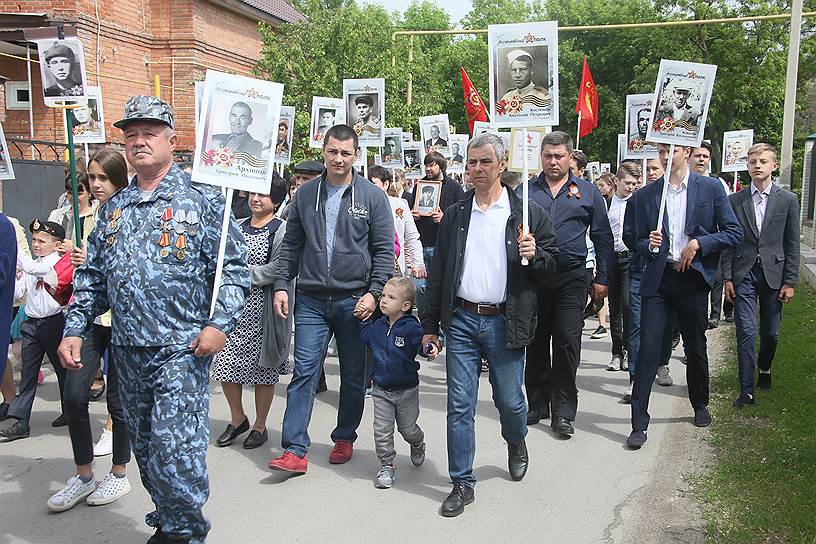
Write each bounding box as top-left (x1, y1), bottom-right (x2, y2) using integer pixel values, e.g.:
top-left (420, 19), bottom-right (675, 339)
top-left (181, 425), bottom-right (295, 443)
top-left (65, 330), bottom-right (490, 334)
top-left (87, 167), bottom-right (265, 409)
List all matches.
top-left (363, 85), bottom-right (373, 91)
top-left (523, 33), bottom-right (535, 43)
top-left (527, 134), bottom-right (534, 145)
top-left (687, 70), bottom-right (697, 78)
top-left (246, 88), bottom-right (258, 98)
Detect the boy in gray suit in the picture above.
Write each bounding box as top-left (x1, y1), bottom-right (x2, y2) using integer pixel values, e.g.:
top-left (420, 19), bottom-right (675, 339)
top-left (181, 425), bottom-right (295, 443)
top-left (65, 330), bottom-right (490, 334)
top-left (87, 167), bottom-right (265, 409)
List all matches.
top-left (722, 143), bottom-right (800, 407)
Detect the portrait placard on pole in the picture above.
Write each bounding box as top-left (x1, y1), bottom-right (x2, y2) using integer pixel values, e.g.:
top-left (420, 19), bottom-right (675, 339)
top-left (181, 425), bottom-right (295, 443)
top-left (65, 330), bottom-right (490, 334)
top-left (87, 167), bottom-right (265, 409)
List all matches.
top-left (34, 36), bottom-right (89, 107)
top-left (624, 93), bottom-right (659, 159)
top-left (0, 122), bottom-right (15, 180)
top-left (63, 85), bottom-right (105, 144)
top-left (419, 114), bottom-right (451, 158)
top-left (601, 162), bottom-right (611, 175)
top-left (402, 142), bottom-right (425, 179)
top-left (309, 96), bottom-right (346, 149)
top-left (192, 70), bottom-right (283, 194)
top-left (645, 59), bottom-right (717, 147)
top-left (271, 106), bottom-right (295, 165)
top-left (722, 129), bottom-right (754, 172)
top-left (380, 128), bottom-right (404, 169)
top-left (446, 134), bottom-right (469, 175)
top-left (488, 21), bottom-right (559, 128)
top-left (344, 78), bottom-right (385, 148)
top-left (587, 161), bottom-right (600, 182)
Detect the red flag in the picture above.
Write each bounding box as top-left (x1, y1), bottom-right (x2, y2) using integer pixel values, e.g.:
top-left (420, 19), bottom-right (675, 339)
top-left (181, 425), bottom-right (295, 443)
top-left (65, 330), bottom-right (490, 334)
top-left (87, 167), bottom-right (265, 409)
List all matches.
top-left (575, 56), bottom-right (599, 138)
top-left (461, 67), bottom-right (488, 135)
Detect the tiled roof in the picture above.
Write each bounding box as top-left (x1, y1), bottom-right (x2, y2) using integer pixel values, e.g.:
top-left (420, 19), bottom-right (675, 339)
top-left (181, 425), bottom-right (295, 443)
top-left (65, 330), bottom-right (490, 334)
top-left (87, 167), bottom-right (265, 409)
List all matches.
top-left (240, 0), bottom-right (305, 23)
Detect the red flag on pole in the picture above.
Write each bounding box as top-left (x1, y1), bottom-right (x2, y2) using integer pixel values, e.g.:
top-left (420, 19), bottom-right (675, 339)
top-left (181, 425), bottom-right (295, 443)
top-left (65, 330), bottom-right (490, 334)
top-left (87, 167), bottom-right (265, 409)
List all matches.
top-left (461, 67), bottom-right (488, 135)
top-left (575, 56), bottom-right (599, 138)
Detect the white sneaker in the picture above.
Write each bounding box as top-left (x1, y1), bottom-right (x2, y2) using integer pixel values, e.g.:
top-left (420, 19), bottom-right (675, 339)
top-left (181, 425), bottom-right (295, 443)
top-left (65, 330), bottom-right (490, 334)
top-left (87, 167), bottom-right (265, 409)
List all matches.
top-left (47, 475), bottom-right (97, 512)
top-left (86, 473), bottom-right (132, 506)
top-left (620, 352), bottom-right (629, 371)
top-left (375, 465), bottom-right (395, 488)
top-left (607, 355), bottom-right (622, 371)
top-left (94, 428), bottom-right (113, 457)
top-left (656, 365), bottom-right (673, 386)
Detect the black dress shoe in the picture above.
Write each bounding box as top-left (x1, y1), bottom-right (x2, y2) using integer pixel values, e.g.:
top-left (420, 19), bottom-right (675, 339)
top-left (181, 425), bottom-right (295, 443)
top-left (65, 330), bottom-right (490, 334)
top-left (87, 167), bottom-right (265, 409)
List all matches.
top-left (733, 393), bottom-right (755, 408)
top-left (757, 373), bottom-right (771, 390)
top-left (146, 528), bottom-right (163, 544)
top-left (0, 419), bottom-right (30, 441)
top-left (216, 417), bottom-right (249, 447)
top-left (507, 439), bottom-right (528, 481)
top-left (51, 413), bottom-right (67, 427)
top-left (707, 318), bottom-right (719, 330)
top-left (243, 428), bottom-right (268, 449)
top-left (693, 407), bottom-right (712, 427)
top-left (0, 402), bottom-right (9, 422)
top-left (89, 381), bottom-right (106, 401)
top-left (626, 430), bottom-right (647, 449)
top-left (440, 483), bottom-right (474, 517)
top-left (526, 405), bottom-right (549, 425)
top-left (552, 416), bottom-right (574, 435)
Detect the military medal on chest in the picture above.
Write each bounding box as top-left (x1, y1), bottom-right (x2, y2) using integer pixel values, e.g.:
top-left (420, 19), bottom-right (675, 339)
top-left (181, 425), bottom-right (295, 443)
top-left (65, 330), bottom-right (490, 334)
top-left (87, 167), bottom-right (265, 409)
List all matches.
top-left (186, 210), bottom-right (199, 237)
top-left (107, 207), bottom-right (122, 231)
top-left (157, 207), bottom-right (174, 257)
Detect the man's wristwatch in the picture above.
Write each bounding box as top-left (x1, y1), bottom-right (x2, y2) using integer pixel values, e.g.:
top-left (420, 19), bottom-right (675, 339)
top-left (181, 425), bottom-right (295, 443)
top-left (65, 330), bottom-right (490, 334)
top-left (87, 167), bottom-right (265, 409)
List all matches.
top-left (368, 289), bottom-right (382, 300)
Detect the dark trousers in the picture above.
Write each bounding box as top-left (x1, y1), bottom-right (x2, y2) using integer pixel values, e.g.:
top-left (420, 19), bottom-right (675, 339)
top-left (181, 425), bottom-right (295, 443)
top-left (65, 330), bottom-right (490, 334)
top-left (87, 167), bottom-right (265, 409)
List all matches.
top-left (525, 266), bottom-right (588, 420)
top-left (709, 257), bottom-right (734, 321)
top-left (734, 262), bottom-right (782, 397)
top-left (64, 324), bottom-right (131, 466)
top-left (661, 308), bottom-right (679, 365)
top-left (7, 313), bottom-right (67, 423)
top-left (608, 252), bottom-right (631, 356)
top-left (631, 266), bottom-right (710, 431)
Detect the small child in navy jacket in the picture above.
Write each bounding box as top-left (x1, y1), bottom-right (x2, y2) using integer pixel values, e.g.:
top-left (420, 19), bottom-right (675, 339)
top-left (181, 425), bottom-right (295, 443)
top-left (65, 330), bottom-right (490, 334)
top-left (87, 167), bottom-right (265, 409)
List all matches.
top-left (359, 276), bottom-right (437, 489)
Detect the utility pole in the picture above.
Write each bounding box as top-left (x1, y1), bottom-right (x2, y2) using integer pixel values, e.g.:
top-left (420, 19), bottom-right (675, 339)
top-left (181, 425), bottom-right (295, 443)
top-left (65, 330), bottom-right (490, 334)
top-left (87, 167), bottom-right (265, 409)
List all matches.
top-left (780, 0), bottom-right (803, 188)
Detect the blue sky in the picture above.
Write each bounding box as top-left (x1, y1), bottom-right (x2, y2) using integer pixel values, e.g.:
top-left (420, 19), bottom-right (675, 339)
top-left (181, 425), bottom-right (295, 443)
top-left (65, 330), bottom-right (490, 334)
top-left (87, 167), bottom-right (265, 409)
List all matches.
top-left (361, 0), bottom-right (473, 24)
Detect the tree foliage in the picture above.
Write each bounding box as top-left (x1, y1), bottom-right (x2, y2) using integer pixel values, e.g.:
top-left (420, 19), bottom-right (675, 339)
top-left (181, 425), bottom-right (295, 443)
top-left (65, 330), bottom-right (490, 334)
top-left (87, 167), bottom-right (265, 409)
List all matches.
top-left (257, 0), bottom-right (816, 186)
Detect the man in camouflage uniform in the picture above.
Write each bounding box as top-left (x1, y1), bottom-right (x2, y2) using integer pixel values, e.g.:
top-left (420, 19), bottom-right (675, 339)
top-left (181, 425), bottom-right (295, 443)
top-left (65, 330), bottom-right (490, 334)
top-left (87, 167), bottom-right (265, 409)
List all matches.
top-left (59, 96), bottom-right (249, 543)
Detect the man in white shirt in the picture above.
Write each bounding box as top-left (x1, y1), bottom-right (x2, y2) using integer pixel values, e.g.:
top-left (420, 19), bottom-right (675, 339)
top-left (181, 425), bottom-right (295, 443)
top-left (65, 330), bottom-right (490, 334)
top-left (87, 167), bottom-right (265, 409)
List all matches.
top-left (605, 162), bottom-right (641, 372)
top-left (1, 220), bottom-right (68, 441)
top-left (421, 133), bottom-right (558, 517)
top-left (625, 144), bottom-right (742, 449)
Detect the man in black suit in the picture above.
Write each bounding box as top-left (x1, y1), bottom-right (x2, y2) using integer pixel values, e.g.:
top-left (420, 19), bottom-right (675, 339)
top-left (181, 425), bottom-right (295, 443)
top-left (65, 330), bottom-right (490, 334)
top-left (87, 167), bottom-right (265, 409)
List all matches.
top-left (722, 143), bottom-right (799, 406)
top-left (625, 143), bottom-right (742, 448)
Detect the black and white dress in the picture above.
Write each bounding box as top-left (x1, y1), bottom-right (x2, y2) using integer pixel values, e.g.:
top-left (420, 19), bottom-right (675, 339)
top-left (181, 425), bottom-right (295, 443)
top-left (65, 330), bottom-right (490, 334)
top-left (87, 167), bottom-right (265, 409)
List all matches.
top-left (211, 220), bottom-right (291, 385)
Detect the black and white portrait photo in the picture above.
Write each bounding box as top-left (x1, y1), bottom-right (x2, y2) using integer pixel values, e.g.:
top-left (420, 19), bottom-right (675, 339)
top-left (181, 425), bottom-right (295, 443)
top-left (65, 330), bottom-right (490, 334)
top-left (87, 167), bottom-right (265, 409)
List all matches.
top-left (36, 37), bottom-right (88, 106)
top-left (413, 181), bottom-right (442, 215)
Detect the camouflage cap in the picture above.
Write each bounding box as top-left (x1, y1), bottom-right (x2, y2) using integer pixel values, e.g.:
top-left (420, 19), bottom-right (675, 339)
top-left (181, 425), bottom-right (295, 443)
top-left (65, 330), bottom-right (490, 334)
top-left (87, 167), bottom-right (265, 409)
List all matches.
top-left (113, 95), bottom-right (174, 130)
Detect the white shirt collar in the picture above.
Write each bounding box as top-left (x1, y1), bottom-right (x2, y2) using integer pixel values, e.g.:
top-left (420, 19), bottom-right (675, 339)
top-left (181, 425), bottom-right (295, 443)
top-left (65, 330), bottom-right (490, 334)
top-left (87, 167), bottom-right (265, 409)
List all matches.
top-left (471, 187), bottom-right (510, 213)
top-left (667, 168), bottom-right (690, 192)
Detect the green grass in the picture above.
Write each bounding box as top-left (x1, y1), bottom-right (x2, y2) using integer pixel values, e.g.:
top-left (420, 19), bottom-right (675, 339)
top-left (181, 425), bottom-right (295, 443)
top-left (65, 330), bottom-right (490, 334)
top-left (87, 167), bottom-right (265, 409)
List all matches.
top-left (702, 284), bottom-right (816, 543)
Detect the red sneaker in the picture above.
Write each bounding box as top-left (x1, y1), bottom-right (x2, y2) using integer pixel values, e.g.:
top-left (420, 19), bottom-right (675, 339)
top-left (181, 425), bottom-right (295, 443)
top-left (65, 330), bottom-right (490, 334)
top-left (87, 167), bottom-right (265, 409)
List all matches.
top-left (329, 440), bottom-right (353, 464)
top-left (268, 451), bottom-right (308, 473)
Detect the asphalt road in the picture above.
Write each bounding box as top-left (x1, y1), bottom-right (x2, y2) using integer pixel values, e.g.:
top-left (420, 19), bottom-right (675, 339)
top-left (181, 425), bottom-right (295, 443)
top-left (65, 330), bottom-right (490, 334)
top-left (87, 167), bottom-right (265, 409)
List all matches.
top-left (0, 319), bottom-right (707, 544)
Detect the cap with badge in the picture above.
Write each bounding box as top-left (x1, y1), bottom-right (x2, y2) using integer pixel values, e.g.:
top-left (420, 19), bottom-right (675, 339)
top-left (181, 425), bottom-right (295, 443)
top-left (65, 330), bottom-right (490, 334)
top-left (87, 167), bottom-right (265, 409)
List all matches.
top-left (507, 49), bottom-right (533, 65)
top-left (113, 95), bottom-right (175, 130)
top-left (354, 95), bottom-right (374, 106)
top-left (30, 219), bottom-right (66, 240)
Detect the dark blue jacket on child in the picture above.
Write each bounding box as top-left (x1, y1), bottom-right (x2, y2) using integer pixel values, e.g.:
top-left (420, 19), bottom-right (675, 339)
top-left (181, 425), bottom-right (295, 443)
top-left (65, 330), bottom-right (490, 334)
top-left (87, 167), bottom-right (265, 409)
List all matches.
top-left (359, 314), bottom-right (423, 389)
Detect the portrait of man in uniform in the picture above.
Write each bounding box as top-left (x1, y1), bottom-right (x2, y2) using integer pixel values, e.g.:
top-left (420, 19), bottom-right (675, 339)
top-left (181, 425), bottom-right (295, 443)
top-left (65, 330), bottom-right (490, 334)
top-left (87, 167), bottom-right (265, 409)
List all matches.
top-left (498, 49), bottom-right (550, 113)
top-left (351, 94), bottom-right (380, 136)
top-left (317, 108), bottom-right (336, 136)
top-left (382, 136), bottom-right (400, 162)
top-left (40, 41), bottom-right (85, 98)
top-left (636, 108), bottom-right (650, 141)
top-left (413, 181), bottom-right (441, 215)
top-left (275, 120), bottom-right (290, 158)
top-left (450, 142), bottom-right (463, 165)
top-left (211, 101), bottom-right (264, 158)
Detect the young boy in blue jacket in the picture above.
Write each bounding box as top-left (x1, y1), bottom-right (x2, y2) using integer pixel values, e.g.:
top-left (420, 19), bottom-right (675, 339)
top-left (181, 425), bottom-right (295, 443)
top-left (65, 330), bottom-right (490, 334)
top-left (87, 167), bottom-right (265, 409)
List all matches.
top-left (359, 276), bottom-right (437, 489)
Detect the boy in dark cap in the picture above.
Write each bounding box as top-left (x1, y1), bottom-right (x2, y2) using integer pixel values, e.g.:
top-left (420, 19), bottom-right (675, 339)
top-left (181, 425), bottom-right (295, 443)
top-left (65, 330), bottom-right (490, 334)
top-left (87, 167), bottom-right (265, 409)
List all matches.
top-left (0, 219), bottom-right (69, 441)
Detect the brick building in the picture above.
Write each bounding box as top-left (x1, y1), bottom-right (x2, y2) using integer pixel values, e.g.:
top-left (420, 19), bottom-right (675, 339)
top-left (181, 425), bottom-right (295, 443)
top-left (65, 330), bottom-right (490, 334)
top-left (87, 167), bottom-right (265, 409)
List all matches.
top-left (0, 0), bottom-right (303, 152)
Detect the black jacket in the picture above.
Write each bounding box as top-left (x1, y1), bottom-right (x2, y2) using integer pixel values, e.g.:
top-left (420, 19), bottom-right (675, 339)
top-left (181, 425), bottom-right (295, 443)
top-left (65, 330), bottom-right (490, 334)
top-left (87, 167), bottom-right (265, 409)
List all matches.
top-left (273, 170), bottom-right (394, 298)
top-left (421, 185), bottom-right (559, 349)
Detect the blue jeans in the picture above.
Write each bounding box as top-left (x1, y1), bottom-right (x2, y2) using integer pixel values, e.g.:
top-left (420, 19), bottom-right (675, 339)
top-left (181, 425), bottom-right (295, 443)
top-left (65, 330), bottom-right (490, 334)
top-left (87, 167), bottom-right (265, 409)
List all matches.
top-left (627, 271), bottom-right (642, 380)
top-left (446, 308), bottom-right (527, 487)
top-left (281, 292), bottom-right (366, 457)
top-left (413, 245), bottom-right (436, 317)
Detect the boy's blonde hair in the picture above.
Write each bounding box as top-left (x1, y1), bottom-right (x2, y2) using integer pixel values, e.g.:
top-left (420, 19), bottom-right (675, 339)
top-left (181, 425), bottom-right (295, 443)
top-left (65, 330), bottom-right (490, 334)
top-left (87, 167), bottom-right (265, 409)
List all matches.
top-left (747, 143), bottom-right (777, 159)
top-left (386, 276), bottom-right (417, 306)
